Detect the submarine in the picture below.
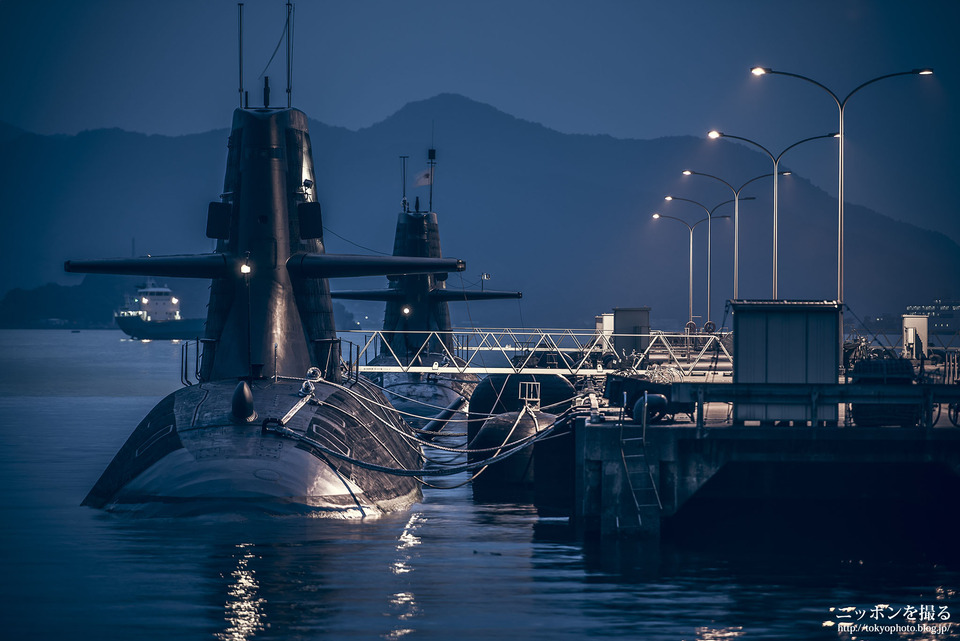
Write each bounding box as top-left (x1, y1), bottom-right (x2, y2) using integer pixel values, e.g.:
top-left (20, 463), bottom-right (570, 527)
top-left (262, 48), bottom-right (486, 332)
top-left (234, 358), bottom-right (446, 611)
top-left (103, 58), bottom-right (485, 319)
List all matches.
top-left (65, 89), bottom-right (466, 514)
top-left (332, 163), bottom-right (521, 428)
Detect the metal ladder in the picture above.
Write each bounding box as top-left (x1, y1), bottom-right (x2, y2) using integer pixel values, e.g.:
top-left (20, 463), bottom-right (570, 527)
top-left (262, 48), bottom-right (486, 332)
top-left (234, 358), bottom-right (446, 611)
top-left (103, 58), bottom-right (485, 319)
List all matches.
top-left (620, 436), bottom-right (662, 512)
top-left (619, 392), bottom-right (663, 528)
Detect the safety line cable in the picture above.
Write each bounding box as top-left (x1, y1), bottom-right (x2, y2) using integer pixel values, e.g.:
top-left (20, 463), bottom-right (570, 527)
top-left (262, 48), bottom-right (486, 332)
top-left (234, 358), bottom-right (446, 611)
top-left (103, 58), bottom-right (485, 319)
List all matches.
top-left (265, 414), bottom-right (562, 478)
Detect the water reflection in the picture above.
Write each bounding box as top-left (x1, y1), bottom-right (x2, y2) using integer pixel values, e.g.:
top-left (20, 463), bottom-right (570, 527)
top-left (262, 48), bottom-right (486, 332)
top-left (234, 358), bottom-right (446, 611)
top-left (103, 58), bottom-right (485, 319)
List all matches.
top-left (387, 512), bottom-right (424, 638)
top-left (216, 543), bottom-right (265, 641)
top-left (391, 512), bottom-right (423, 576)
top-left (696, 626), bottom-right (745, 640)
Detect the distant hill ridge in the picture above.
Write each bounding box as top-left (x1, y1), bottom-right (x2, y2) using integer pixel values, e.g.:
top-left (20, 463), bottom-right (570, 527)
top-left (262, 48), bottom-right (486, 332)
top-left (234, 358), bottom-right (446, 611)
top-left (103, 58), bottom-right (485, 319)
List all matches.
top-left (2, 93), bottom-right (958, 330)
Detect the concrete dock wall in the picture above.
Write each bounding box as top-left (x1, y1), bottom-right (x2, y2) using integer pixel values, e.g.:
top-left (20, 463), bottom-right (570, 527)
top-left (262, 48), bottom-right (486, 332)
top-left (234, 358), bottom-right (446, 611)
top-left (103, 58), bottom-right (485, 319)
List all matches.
top-left (569, 418), bottom-right (960, 539)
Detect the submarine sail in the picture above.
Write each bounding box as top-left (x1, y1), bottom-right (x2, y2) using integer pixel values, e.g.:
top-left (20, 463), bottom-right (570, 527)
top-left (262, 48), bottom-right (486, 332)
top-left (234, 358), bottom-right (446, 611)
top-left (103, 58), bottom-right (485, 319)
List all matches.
top-left (332, 204), bottom-right (521, 428)
top-left (65, 106), bottom-right (465, 514)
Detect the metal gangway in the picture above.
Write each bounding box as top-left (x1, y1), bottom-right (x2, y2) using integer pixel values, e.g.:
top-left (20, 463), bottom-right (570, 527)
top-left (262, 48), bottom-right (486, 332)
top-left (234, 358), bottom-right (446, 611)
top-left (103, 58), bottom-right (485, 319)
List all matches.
top-left (338, 327), bottom-right (732, 380)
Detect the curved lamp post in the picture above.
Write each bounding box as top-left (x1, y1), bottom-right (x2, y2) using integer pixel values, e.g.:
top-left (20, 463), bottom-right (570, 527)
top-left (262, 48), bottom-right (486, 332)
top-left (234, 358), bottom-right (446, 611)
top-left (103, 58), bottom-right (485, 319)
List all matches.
top-left (705, 132), bottom-right (838, 299)
top-left (750, 66), bottom-right (933, 302)
top-left (682, 170), bottom-right (786, 299)
top-left (652, 212), bottom-right (730, 327)
top-left (661, 196), bottom-right (735, 324)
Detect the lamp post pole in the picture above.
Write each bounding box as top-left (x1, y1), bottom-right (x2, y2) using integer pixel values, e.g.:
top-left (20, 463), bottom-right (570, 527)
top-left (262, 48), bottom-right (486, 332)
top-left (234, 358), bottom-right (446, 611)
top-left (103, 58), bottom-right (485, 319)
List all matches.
top-left (750, 67), bottom-right (933, 303)
top-left (651, 213), bottom-right (704, 327)
top-left (706, 132), bottom-right (838, 299)
top-left (682, 170), bottom-right (781, 299)
top-left (661, 196), bottom-right (734, 325)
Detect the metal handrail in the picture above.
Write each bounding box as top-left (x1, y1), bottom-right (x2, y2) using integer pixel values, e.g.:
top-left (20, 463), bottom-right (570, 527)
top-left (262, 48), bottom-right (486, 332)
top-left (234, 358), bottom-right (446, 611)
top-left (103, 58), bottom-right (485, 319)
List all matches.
top-left (337, 328), bottom-right (733, 378)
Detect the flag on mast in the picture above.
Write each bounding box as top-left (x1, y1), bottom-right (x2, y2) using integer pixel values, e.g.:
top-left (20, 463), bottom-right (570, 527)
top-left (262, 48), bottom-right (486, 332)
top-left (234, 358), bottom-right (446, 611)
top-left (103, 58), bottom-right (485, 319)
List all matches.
top-left (414, 167), bottom-right (433, 186)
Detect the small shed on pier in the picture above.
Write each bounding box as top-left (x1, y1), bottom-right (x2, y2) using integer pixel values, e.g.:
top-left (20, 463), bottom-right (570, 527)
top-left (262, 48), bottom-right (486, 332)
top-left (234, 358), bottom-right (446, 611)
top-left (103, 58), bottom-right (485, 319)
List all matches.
top-left (731, 300), bottom-right (842, 425)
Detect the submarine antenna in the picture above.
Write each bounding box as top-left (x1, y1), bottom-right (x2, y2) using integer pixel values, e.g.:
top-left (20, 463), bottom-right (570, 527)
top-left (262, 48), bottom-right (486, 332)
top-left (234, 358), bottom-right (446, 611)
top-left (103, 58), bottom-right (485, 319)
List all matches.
top-left (427, 147), bottom-right (436, 214)
top-left (400, 155), bottom-right (409, 213)
top-left (428, 121), bottom-right (436, 212)
top-left (285, 1), bottom-right (293, 108)
top-left (238, 3), bottom-right (244, 108)
top-left (257, 7), bottom-right (291, 101)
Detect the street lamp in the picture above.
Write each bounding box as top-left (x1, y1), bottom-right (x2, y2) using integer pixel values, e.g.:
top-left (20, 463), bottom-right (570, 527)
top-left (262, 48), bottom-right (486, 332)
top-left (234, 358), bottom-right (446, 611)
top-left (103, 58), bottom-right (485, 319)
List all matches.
top-left (682, 169), bottom-right (787, 299)
top-left (651, 212), bottom-right (729, 329)
top-left (661, 196), bottom-right (735, 325)
top-left (706, 132), bottom-right (838, 299)
top-left (750, 66), bottom-right (933, 302)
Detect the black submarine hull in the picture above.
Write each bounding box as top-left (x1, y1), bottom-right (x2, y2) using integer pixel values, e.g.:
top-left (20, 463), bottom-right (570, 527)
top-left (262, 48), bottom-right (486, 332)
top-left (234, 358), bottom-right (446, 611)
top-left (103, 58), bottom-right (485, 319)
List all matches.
top-left (84, 376), bottom-right (422, 515)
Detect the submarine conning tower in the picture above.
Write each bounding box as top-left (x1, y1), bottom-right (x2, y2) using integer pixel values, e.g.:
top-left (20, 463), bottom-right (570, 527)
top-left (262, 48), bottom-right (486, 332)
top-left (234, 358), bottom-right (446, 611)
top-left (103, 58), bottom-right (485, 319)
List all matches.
top-left (64, 105), bottom-right (466, 383)
top-left (332, 208), bottom-right (522, 361)
top-left (383, 211), bottom-right (451, 356)
top-left (202, 107), bottom-right (334, 382)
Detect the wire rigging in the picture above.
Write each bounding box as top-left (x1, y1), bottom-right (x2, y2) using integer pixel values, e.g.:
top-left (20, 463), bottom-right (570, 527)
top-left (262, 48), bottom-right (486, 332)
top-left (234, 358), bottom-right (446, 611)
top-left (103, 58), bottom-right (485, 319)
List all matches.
top-left (258, 12), bottom-right (289, 79)
top-left (322, 226), bottom-right (392, 255)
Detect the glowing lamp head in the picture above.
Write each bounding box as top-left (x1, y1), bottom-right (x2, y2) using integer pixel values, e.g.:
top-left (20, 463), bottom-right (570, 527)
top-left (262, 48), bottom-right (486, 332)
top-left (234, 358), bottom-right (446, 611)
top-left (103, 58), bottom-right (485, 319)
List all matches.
top-left (141, 297), bottom-right (149, 304)
top-left (652, 213), bottom-right (661, 220)
top-left (664, 196), bottom-right (673, 201)
top-left (708, 130), bottom-right (722, 139)
top-left (915, 68), bottom-right (934, 75)
top-left (401, 305), bottom-right (412, 316)
top-left (171, 297), bottom-right (179, 305)
top-left (240, 251), bottom-right (252, 275)
top-left (682, 170), bottom-right (692, 176)
top-left (751, 66), bottom-right (770, 76)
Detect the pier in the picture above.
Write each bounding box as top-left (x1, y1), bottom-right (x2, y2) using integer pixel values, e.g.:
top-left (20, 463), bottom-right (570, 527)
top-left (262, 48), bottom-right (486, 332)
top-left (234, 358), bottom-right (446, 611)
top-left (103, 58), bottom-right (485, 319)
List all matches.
top-left (335, 299), bottom-right (960, 541)
top-left (568, 403), bottom-right (960, 539)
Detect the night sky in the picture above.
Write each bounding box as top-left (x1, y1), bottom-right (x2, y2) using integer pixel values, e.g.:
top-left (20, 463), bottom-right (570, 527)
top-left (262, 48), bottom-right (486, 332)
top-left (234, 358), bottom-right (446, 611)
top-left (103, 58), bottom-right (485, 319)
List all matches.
top-left (2, 0), bottom-right (959, 244)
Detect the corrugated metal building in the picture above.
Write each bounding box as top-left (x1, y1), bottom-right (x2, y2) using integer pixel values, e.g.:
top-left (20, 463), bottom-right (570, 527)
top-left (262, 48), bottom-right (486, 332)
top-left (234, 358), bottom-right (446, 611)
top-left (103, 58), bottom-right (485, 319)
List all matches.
top-left (731, 300), bottom-right (842, 424)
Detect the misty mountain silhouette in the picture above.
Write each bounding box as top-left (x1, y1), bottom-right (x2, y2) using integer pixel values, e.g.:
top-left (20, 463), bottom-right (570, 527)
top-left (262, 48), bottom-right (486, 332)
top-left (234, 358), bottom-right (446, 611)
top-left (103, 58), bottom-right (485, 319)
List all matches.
top-left (2, 93), bottom-right (957, 330)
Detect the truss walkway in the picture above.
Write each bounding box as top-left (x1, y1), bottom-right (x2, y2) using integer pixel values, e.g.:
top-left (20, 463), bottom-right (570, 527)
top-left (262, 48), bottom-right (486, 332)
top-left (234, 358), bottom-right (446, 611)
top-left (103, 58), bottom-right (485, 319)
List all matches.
top-left (338, 328), bottom-right (732, 380)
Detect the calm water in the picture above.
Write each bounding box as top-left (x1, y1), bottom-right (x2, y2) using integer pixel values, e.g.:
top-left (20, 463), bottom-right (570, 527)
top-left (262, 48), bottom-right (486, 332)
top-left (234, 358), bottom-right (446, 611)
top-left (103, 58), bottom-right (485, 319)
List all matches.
top-left (1, 330), bottom-right (957, 640)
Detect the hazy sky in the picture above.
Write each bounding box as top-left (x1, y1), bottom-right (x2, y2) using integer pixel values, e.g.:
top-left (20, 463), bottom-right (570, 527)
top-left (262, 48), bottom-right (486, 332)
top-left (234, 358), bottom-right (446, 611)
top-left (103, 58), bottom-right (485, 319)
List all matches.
top-left (2, 0), bottom-right (959, 242)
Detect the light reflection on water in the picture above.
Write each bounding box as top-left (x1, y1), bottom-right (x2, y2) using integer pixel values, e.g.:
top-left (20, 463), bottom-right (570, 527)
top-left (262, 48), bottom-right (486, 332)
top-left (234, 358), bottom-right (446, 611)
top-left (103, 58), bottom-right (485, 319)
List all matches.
top-left (391, 512), bottom-right (423, 576)
top-left (696, 626), bottom-right (745, 640)
top-left (388, 512), bottom-right (423, 638)
top-left (217, 543), bottom-right (266, 641)
top-left (1, 331), bottom-right (959, 640)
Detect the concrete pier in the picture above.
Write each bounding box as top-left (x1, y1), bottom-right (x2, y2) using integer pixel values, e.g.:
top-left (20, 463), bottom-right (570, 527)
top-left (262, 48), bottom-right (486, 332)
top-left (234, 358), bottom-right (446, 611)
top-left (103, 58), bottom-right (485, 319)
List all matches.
top-left (568, 407), bottom-right (960, 539)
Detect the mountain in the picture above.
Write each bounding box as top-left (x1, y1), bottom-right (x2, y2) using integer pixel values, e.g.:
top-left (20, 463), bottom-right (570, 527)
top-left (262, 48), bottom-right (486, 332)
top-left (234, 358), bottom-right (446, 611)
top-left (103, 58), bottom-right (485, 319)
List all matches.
top-left (2, 93), bottom-right (958, 330)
